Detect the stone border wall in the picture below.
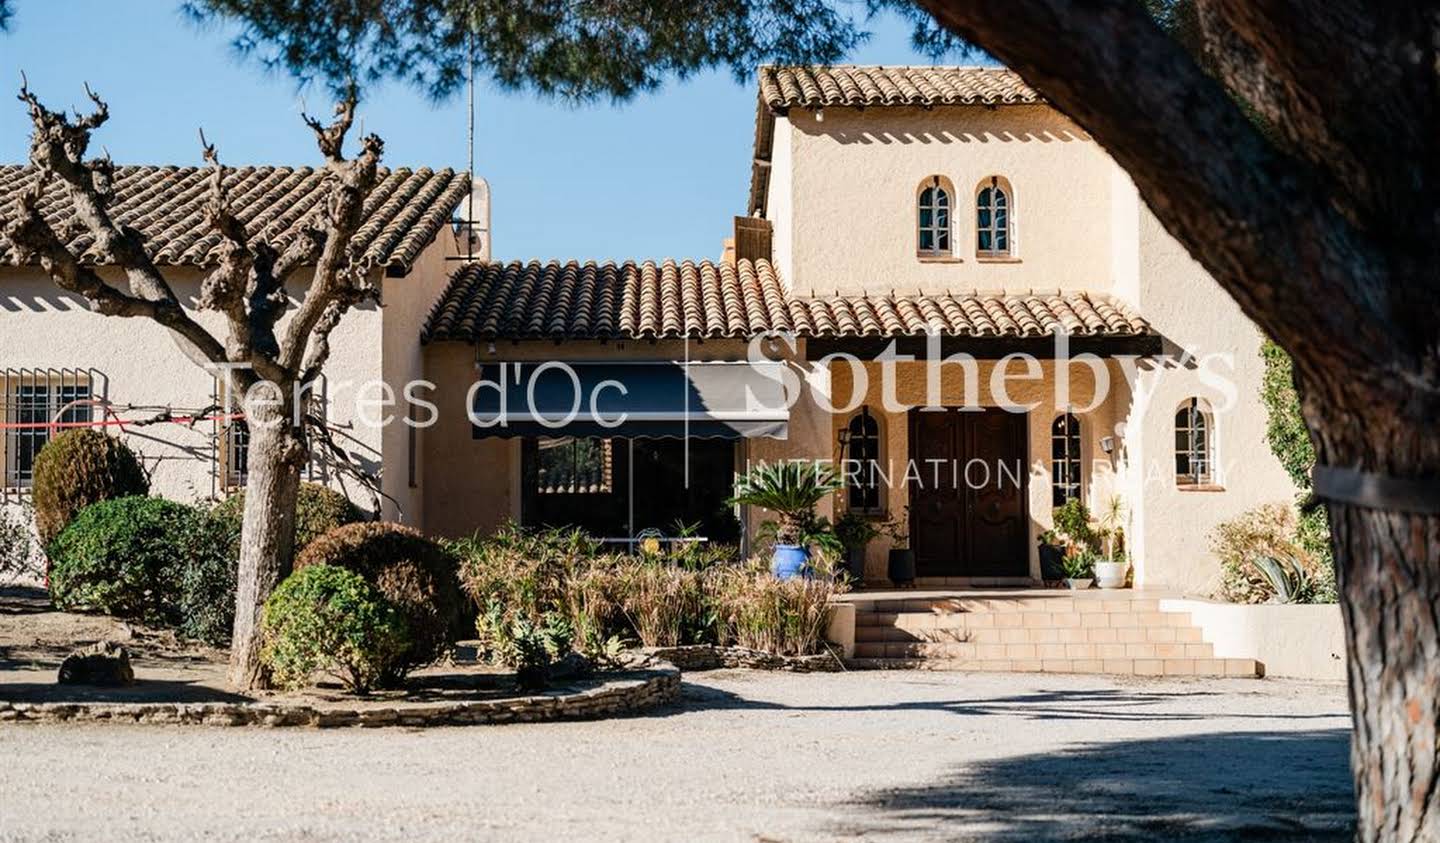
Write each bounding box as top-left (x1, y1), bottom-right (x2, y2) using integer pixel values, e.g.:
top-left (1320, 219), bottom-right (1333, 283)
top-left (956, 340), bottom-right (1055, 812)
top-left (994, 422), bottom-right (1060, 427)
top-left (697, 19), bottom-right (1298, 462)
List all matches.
top-left (640, 645), bottom-right (843, 673)
top-left (0, 663), bottom-right (680, 728)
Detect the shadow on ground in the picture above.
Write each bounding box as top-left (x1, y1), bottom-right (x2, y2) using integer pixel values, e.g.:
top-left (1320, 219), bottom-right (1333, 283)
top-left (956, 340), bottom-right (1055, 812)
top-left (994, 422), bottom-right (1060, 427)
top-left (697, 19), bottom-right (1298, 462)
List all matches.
top-left (680, 681), bottom-right (1341, 723)
top-left (837, 728), bottom-right (1355, 841)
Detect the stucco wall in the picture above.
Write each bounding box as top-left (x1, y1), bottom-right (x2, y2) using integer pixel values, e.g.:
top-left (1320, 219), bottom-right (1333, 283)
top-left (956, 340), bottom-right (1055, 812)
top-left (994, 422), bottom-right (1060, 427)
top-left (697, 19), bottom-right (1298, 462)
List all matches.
top-left (783, 104), bottom-right (1114, 295)
top-left (1161, 598), bottom-right (1346, 681)
top-left (1121, 204), bottom-right (1300, 593)
top-left (0, 231), bottom-right (459, 524)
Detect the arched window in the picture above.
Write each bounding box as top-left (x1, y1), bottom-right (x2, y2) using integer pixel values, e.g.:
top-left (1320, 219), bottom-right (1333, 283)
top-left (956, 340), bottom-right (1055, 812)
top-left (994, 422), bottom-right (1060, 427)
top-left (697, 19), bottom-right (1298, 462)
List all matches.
top-left (976, 176), bottom-right (1012, 257)
top-left (845, 406), bottom-right (883, 513)
top-left (917, 177), bottom-right (952, 256)
top-left (1051, 413), bottom-right (1082, 505)
top-left (1175, 398), bottom-right (1214, 485)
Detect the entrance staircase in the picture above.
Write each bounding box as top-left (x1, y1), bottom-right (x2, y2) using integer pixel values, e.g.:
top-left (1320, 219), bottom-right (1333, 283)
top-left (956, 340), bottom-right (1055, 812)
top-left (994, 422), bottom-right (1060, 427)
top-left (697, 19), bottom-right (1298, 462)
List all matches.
top-left (845, 590), bottom-right (1262, 677)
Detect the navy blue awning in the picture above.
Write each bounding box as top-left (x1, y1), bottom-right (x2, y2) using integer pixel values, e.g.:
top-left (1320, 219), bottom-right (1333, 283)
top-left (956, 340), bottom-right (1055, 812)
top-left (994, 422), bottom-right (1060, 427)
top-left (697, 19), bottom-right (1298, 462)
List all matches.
top-left (470, 361), bottom-right (790, 439)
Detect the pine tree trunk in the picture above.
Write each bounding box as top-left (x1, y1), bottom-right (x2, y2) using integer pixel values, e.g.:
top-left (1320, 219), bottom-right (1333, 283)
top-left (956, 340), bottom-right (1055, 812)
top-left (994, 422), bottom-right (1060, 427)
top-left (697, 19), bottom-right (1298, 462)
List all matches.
top-left (226, 399), bottom-right (306, 690)
top-left (1333, 499), bottom-right (1440, 841)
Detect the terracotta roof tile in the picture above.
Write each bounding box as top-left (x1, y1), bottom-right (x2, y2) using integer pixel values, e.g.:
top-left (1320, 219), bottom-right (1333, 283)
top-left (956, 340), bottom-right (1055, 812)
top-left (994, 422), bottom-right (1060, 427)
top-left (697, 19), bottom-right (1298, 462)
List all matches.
top-left (422, 258), bottom-right (1150, 343)
top-left (758, 65), bottom-right (1040, 111)
top-left (0, 164), bottom-right (471, 273)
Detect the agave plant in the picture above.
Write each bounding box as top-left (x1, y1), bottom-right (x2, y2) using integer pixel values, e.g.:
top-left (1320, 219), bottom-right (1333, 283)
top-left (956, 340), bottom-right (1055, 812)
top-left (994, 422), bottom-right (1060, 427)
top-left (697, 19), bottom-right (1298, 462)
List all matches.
top-left (1251, 554), bottom-right (1313, 604)
top-left (728, 461), bottom-right (842, 546)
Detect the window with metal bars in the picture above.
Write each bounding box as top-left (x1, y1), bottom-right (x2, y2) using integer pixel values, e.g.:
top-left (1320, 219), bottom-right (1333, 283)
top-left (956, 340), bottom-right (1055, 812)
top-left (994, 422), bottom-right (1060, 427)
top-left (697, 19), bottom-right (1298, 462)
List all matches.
top-left (1051, 413), bottom-right (1082, 506)
top-left (214, 377), bottom-right (329, 493)
top-left (1175, 397), bottom-right (1214, 485)
top-left (1, 369), bottom-right (99, 491)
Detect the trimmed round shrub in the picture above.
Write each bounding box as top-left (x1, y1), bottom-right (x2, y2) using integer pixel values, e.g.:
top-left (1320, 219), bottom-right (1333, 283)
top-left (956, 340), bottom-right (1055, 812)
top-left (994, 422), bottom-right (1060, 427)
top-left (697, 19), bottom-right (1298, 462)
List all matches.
top-left (210, 482), bottom-right (366, 559)
top-left (33, 429), bottom-right (148, 547)
top-left (47, 496), bottom-right (204, 621)
top-left (261, 564), bottom-right (410, 693)
top-left (295, 522), bottom-right (463, 679)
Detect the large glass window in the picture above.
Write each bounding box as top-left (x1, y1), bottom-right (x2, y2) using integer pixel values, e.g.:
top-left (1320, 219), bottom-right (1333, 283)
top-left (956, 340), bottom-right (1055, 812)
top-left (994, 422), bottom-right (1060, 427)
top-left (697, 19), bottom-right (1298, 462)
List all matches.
top-left (1175, 398), bottom-right (1214, 485)
top-left (1051, 413), bottom-right (1082, 506)
top-left (535, 437), bottom-right (613, 494)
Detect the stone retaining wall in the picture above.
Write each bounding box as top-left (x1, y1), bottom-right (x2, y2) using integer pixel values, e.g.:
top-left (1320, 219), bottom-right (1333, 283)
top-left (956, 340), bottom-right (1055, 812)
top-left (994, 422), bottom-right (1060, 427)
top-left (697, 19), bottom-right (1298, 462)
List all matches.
top-left (640, 645), bottom-right (843, 673)
top-left (0, 663), bottom-right (681, 728)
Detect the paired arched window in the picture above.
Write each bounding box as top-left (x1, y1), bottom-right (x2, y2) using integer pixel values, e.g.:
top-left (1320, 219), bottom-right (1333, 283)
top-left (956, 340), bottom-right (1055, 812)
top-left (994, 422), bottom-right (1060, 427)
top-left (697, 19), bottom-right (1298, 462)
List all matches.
top-left (977, 176), bottom-right (1012, 257)
top-left (1175, 398), bottom-right (1214, 485)
top-left (1051, 413), bottom-right (1082, 506)
top-left (917, 178), bottom-right (952, 256)
top-left (845, 406), bottom-right (883, 513)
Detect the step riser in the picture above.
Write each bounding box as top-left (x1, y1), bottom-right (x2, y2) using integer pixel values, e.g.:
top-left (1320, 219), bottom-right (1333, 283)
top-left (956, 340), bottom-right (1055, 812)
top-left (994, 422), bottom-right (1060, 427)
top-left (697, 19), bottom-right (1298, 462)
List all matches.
top-left (844, 657), bottom-right (1263, 677)
top-left (854, 641), bottom-right (1216, 660)
top-left (856, 611), bottom-right (1196, 632)
top-left (856, 625), bottom-right (1206, 645)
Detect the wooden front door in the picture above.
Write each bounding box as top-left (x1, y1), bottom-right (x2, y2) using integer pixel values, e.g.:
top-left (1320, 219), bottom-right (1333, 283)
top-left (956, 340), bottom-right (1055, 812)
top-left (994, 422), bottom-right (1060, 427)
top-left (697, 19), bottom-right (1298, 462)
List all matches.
top-left (908, 408), bottom-right (1029, 577)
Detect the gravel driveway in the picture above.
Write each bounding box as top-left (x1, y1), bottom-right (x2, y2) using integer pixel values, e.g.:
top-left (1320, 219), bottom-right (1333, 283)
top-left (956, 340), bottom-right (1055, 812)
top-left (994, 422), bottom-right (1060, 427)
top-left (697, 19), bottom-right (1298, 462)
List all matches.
top-left (0, 670), bottom-right (1353, 841)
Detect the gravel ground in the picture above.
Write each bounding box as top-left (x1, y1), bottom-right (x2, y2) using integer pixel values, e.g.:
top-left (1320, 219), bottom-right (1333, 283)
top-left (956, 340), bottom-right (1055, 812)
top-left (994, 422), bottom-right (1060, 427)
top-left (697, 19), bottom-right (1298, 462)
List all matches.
top-left (0, 670), bottom-right (1353, 842)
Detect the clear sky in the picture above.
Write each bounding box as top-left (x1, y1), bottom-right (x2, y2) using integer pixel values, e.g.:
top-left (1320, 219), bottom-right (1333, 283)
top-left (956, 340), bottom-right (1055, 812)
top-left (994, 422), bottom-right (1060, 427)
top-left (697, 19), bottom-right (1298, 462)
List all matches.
top-left (0, 2), bottom-right (968, 262)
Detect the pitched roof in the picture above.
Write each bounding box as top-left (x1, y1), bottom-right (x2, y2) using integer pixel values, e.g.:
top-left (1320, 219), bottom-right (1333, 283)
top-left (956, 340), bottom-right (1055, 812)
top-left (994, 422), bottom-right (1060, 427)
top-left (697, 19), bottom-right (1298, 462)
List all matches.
top-left (758, 65), bottom-right (1041, 110)
top-left (0, 164), bottom-right (471, 274)
top-left (421, 258), bottom-right (1149, 343)
top-left (749, 66), bottom-right (1042, 216)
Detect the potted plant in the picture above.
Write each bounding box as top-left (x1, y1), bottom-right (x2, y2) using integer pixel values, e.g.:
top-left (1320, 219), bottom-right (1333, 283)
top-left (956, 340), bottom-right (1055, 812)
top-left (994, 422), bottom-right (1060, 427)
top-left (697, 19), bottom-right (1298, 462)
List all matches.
top-left (882, 506), bottom-right (915, 587)
top-left (1093, 495), bottom-right (1130, 589)
top-left (834, 511), bottom-right (880, 584)
top-left (1038, 529), bottom-right (1067, 584)
top-left (1062, 547), bottom-right (1096, 589)
top-left (728, 461), bottom-right (842, 580)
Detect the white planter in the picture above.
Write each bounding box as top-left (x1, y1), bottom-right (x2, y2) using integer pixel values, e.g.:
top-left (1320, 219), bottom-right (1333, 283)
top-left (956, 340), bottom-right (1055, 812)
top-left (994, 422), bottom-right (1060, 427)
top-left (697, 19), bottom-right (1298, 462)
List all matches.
top-left (1094, 561), bottom-right (1129, 589)
top-left (1063, 578), bottom-right (1093, 590)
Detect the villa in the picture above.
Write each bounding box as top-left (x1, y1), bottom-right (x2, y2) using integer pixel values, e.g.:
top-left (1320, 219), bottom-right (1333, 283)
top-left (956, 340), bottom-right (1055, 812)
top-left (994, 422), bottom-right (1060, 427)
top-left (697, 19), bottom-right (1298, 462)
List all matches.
top-left (0, 67), bottom-right (1304, 674)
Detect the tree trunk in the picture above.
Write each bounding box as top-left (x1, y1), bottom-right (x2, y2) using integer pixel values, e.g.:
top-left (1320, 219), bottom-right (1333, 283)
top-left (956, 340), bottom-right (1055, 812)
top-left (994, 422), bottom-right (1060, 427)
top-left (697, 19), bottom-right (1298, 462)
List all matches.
top-left (226, 397), bottom-right (307, 690)
top-left (1333, 499), bottom-right (1440, 841)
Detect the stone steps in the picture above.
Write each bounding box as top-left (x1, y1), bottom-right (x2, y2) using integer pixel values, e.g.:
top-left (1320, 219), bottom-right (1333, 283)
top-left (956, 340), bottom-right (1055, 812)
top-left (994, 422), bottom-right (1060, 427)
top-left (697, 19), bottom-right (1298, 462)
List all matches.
top-left (844, 591), bottom-right (1262, 678)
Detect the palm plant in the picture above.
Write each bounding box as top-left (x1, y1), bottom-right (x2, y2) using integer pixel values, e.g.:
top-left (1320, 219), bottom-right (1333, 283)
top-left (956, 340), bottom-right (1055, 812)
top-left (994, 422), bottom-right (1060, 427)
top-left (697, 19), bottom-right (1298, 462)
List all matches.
top-left (728, 461), bottom-right (843, 546)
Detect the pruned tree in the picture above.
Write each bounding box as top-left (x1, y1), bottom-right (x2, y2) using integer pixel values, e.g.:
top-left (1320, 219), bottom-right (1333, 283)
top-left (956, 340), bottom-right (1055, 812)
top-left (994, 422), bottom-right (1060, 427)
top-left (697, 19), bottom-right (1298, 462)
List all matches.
top-left (2, 78), bottom-right (385, 688)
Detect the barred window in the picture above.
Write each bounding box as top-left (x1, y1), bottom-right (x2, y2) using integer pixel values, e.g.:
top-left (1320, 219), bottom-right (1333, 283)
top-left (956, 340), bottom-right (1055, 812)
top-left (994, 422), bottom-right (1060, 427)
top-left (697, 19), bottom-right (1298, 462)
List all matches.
top-left (1051, 413), bottom-right (1082, 506)
top-left (2, 369), bottom-right (97, 490)
top-left (215, 377), bottom-right (328, 492)
top-left (1175, 398), bottom-right (1214, 485)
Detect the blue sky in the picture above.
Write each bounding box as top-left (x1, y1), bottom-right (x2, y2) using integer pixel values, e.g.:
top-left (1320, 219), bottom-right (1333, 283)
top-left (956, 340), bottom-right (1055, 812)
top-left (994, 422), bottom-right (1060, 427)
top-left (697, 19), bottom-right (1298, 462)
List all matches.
top-left (0, 2), bottom-right (962, 261)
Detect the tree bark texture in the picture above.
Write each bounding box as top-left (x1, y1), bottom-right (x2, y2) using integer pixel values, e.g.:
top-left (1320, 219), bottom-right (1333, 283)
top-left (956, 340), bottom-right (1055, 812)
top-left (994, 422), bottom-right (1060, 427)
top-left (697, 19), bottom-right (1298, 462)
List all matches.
top-left (917, 1), bottom-right (1440, 838)
top-left (226, 393), bottom-right (307, 689)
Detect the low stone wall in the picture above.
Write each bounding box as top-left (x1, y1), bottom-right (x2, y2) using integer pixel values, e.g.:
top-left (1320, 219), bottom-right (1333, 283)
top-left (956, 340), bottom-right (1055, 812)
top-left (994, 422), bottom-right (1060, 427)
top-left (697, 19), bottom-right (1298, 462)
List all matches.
top-left (1161, 599), bottom-right (1346, 682)
top-left (640, 645), bottom-right (843, 673)
top-left (0, 663), bottom-right (681, 728)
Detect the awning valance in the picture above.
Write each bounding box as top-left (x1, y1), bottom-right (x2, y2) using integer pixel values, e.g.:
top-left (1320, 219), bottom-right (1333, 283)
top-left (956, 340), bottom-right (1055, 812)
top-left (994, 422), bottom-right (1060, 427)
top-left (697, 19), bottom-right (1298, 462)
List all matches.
top-left (470, 361), bottom-right (790, 439)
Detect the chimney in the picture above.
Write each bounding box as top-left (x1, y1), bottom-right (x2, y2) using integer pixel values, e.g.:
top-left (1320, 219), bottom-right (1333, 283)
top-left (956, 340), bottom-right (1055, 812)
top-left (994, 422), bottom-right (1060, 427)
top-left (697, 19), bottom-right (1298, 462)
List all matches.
top-left (720, 236), bottom-right (736, 264)
top-left (732, 216), bottom-right (773, 264)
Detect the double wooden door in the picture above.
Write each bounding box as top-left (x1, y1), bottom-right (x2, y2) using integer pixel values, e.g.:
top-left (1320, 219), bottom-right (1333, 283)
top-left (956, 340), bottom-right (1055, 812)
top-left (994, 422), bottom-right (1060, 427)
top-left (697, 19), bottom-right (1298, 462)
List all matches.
top-left (908, 408), bottom-right (1029, 577)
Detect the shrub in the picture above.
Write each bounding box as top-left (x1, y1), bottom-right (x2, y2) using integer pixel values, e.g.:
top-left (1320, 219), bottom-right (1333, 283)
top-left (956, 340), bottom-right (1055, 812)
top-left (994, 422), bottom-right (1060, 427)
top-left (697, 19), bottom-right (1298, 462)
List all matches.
top-left (210, 482), bottom-right (365, 559)
top-left (47, 496), bottom-right (203, 621)
top-left (709, 562), bottom-right (841, 655)
top-left (32, 429), bottom-right (148, 547)
top-left (1211, 503), bottom-right (1335, 603)
top-left (174, 515), bottom-right (238, 645)
top-left (261, 564), bottom-right (410, 693)
top-left (295, 522), bottom-right (462, 680)
top-left (0, 505), bottom-right (40, 582)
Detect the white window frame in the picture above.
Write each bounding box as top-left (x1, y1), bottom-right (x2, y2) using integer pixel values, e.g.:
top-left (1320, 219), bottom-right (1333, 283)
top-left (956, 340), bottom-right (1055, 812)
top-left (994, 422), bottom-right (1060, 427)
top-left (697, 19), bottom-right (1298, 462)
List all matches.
top-left (1175, 397), bottom-right (1215, 486)
top-left (1051, 412), bottom-right (1082, 506)
top-left (917, 177), bottom-right (953, 257)
top-left (976, 176), bottom-right (1014, 258)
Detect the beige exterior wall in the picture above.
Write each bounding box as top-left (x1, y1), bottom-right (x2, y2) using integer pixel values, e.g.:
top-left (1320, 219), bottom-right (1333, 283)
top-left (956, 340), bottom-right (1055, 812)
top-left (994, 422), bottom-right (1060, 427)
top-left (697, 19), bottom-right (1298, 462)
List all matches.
top-left (775, 104), bottom-right (1114, 295)
top-left (0, 229), bottom-right (463, 528)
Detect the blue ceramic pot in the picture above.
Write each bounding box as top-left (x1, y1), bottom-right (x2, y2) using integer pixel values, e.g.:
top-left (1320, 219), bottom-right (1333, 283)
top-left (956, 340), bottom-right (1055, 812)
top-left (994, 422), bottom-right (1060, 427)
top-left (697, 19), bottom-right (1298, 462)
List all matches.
top-left (770, 544), bottom-right (811, 580)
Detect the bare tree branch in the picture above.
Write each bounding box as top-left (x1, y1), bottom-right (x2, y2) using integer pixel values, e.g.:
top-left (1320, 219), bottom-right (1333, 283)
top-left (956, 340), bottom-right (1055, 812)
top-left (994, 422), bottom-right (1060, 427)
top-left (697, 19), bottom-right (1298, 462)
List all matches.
top-left (13, 79), bottom-right (235, 374)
